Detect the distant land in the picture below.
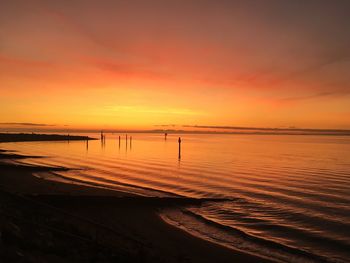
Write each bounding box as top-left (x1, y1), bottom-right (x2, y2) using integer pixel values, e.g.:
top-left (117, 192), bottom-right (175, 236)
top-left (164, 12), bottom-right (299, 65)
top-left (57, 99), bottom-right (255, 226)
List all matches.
top-left (1, 126), bottom-right (350, 136)
top-left (0, 133), bottom-right (96, 143)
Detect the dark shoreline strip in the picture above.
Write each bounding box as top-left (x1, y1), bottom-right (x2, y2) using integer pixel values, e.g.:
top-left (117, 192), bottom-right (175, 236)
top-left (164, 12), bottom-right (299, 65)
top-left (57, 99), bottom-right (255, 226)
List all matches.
top-left (0, 163), bottom-right (69, 172)
top-left (0, 153), bottom-right (42, 159)
top-left (0, 133), bottom-right (96, 143)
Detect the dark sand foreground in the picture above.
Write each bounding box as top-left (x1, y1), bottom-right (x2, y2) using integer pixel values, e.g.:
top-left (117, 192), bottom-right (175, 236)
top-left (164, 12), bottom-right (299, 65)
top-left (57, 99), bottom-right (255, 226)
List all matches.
top-left (0, 138), bottom-right (271, 262)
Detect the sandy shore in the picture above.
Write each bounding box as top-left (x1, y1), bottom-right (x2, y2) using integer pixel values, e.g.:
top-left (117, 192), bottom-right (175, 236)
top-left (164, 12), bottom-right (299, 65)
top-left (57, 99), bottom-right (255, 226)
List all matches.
top-left (0, 147), bottom-right (272, 262)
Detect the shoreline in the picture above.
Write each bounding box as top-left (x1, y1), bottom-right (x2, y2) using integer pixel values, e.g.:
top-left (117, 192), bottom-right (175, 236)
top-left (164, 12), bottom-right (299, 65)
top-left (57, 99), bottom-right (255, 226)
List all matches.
top-left (0, 133), bottom-right (96, 143)
top-left (0, 146), bottom-right (272, 262)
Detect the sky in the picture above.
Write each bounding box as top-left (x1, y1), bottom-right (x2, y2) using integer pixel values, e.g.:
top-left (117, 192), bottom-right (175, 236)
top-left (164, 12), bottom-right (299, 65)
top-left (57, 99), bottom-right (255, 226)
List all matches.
top-left (1, 0), bottom-right (350, 131)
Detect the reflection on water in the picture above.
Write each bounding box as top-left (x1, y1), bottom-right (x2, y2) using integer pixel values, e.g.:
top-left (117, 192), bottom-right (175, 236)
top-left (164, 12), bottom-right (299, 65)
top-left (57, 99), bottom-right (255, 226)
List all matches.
top-left (2, 134), bottom-right (350, 262)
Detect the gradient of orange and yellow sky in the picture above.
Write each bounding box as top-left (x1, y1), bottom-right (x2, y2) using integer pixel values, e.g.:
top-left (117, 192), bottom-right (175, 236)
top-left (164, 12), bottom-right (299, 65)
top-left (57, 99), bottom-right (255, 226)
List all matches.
top-left (1, 0), bottom-right (350, 131)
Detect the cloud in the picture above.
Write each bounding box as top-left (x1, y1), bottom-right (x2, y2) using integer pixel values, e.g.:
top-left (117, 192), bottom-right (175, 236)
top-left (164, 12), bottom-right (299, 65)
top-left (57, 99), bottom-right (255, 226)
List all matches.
top-left (280, 90), bottom-right (350, 102)
top-left (104, 105), bottom-right (199, 116)
top-left (89, 58), bottom-right (170, 81)
top-left (154, 124), bottom-right (177, 127)
top-left (0, 123), bottom-right (56, 127)
top-left (182, 125), bottom-right (350, 133)
top-left (183, 125), bottom-right (272, 130)
top-left (270, 54), bottom-right (350, 86)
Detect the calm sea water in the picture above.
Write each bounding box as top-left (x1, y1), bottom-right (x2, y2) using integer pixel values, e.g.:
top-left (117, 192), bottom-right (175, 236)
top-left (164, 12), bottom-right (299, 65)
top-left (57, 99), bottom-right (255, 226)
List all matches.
top-left (2, 133), bottom-right (350, 262)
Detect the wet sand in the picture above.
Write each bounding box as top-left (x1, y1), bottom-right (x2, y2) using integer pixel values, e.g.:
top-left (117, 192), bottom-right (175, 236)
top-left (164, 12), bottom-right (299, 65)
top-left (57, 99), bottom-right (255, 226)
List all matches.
top-left (0, 147), bottom-right (272, 262)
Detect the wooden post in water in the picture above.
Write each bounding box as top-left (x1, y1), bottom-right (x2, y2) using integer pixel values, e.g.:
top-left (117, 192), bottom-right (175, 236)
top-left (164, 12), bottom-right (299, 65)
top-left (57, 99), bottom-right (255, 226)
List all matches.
top-left (165, 132), bottom-right (168, 140)
top-left (118, 136), bottom-right (121, 148)
top-left (130, 136), bottom-right (132, 148)
top-left (178, 137), bottom-right (181, 160)
top-left (101, 133), bottom-right (104, 148)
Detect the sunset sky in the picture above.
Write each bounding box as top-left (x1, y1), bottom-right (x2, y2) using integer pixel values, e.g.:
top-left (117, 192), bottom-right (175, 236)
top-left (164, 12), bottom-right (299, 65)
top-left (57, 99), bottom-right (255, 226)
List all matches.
top-left (1, 0), bottom-right (350, 131)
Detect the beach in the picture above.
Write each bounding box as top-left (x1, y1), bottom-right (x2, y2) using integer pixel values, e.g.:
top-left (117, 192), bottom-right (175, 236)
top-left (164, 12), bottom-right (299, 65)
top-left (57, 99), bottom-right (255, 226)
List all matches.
top-left (0, 135), bottom-right (271, 262)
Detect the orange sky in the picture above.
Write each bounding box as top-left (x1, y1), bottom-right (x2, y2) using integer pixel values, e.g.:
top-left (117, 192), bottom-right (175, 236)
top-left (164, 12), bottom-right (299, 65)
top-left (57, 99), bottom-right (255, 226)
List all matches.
top-left (1, 0), bottom-right (350, 131)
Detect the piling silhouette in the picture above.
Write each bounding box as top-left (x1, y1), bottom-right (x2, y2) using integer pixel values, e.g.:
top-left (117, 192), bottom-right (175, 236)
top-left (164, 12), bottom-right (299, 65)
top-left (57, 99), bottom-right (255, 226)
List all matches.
top-left (118, 136), bottom-right (121, 148)
top-left (100, 132), bottom-right (106, 148)
top-left (165, 133), bottom-right (168, 140)
top-left (178, 137), bottom-right (181, 160)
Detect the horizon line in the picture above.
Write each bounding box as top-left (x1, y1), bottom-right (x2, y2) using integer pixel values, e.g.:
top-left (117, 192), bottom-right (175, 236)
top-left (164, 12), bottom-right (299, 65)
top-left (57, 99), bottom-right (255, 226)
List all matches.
top-left (1, 127), bottom-right (350, 135)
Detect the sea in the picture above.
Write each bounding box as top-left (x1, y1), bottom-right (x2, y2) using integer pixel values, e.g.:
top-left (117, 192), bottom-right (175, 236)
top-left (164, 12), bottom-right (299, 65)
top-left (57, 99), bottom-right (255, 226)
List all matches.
top-left (2, 133), bottom-right (350, 262)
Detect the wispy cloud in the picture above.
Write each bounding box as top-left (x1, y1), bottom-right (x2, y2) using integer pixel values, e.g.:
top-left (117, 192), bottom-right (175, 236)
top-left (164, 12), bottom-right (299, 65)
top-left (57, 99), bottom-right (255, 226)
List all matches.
top-left (0, 123), bottom-right (56, 127)
top-left (271, 53), bottom-right (350, 86)
top-left (154, 124), bottom-right (177, 127)
top-left (182, 125), bottom-right (350, 133)
top-left (280, 90), bottom-right (350, 102)
top-left (89, 58), bottom-right (170, 81)
top-left (104, 105), bottom-right (199, 116)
